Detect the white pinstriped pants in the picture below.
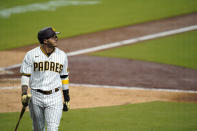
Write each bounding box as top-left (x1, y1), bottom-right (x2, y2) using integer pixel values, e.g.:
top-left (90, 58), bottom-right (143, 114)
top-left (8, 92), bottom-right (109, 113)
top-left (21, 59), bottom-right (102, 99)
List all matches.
top-left (29, 89), bottom-right (63, 131)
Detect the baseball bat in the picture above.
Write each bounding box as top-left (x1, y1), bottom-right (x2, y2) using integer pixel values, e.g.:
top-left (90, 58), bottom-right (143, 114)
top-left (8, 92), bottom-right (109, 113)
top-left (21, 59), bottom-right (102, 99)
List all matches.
top-left (14, 106), bottom-right (26, 131)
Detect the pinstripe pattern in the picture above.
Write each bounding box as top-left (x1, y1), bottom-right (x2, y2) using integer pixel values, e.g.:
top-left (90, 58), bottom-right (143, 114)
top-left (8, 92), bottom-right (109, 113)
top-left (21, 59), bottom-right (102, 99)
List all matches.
top-left (20, 46), bottom-right (68, 131)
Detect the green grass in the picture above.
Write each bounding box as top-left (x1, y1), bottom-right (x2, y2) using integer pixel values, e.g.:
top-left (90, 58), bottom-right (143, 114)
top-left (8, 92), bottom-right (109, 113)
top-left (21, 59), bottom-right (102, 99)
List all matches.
top-left (91, 30), bottom-right (197, 70)
top-left (0, 0), bottom-right (196, 50)
top-left (0, 101), bottom-right (197, 131)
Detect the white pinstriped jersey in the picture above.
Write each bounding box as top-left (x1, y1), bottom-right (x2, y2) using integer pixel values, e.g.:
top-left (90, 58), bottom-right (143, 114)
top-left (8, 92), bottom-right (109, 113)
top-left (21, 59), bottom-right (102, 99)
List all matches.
top-left (20, 46), bottom-right (68, 91)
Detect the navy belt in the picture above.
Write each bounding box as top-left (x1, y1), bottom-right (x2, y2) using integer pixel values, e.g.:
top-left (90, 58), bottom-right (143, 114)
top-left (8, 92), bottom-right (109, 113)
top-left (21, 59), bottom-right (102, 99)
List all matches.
top-left (36, 88), bottom-right (59, 95)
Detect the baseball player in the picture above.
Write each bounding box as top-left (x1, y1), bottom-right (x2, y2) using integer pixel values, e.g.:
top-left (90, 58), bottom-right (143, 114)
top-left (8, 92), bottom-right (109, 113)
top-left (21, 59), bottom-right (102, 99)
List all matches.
top-left (20, 27), bottom-right (70, 131)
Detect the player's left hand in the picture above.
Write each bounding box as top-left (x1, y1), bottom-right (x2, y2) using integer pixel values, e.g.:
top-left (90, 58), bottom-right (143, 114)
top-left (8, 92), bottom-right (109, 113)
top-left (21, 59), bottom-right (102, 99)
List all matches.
top-left (63, 101), bottom-right (70, 112)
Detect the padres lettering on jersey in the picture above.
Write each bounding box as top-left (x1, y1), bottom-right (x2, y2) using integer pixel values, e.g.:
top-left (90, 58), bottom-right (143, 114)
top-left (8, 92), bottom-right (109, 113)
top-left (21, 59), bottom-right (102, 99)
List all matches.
top-left (20, 46), bottom-right (69, 91)
top-left (33, 61), bottom-right (63, 73)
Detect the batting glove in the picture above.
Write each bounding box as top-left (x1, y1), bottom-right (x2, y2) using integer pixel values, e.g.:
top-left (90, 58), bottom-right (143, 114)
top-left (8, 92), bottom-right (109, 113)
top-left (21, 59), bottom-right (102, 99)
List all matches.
top-left (21, 94), bottom-right (31, 107)
top-left (63, 101), bottom-right (70, 112)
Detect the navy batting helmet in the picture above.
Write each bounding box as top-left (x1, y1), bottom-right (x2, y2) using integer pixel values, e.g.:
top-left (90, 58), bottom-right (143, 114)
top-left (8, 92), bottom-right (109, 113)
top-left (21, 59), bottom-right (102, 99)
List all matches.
top-left (38, 27), bottom-right (60, 44)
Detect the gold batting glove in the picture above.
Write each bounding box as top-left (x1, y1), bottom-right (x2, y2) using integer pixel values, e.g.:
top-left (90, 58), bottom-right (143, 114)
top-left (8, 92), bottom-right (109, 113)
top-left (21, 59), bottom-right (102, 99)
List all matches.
top-left (63, 101), bottom-right (70, 112)
top-left (21, 94), bottom-right (31, 107)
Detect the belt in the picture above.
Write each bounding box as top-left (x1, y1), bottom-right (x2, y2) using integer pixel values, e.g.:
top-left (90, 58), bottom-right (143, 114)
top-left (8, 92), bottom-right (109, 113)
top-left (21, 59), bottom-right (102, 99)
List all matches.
top-left (36, 88), bottom-right (59, 95)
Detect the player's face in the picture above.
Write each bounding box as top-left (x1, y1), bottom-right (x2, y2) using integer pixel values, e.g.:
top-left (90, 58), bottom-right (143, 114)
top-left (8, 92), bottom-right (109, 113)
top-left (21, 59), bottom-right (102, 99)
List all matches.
top-left (46, 35), bottom-right (58, 47)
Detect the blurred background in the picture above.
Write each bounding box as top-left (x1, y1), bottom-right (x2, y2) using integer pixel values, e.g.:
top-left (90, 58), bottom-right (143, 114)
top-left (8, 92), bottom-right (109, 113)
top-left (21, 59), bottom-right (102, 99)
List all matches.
top-left (0, 0), bottom-right (197, 131)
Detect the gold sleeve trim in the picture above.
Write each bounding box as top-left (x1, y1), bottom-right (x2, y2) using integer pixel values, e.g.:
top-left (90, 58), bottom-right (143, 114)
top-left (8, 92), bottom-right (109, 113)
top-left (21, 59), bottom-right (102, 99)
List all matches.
top-left (62, 79), bottom-right (69, 84)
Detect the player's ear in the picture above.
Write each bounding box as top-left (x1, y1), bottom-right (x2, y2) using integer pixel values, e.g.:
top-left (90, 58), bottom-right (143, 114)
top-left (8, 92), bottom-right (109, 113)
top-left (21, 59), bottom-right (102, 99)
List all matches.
top-left (43, 39), bottom-right (48, 44)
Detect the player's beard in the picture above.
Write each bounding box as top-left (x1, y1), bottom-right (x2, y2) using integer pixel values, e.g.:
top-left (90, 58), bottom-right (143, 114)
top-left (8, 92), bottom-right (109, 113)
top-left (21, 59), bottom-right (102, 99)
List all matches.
top-left (47, 42), bottom-right (57, 49)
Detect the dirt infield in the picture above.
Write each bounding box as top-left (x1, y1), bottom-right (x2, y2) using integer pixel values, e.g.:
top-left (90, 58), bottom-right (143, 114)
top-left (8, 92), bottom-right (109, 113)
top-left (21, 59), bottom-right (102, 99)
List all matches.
top-left (0, 13), bottom-right (197, 112)
top-left (0, 80), bottom-right (197, 113)
top-left (69, 56), bottom-right (197, 91)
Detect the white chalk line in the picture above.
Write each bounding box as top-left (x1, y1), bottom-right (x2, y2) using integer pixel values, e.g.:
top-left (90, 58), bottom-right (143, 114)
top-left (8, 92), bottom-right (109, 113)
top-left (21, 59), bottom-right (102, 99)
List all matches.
top-left (70, 83), bottom-right (197, 93)
top-left (0, 25), bottom-right (197, 71)
top-left (67, 25), bottom-right (197, 56)
top-left (0, 64), bottom-right (21, 71)
top-left (1, 83), bottom-right (197, 93)
top-left (0, 0), bottom-right (100, 18)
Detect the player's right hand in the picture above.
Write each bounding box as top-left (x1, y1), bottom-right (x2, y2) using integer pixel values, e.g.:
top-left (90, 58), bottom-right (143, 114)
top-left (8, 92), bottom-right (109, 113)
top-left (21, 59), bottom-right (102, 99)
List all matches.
top-left (21, 94), bottom-right (31, 107)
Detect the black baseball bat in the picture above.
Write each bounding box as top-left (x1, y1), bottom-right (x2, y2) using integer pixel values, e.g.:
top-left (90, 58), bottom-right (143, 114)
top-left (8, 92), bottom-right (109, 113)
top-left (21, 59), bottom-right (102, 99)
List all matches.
top-left (14, 106), bottom-right (26, 131)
